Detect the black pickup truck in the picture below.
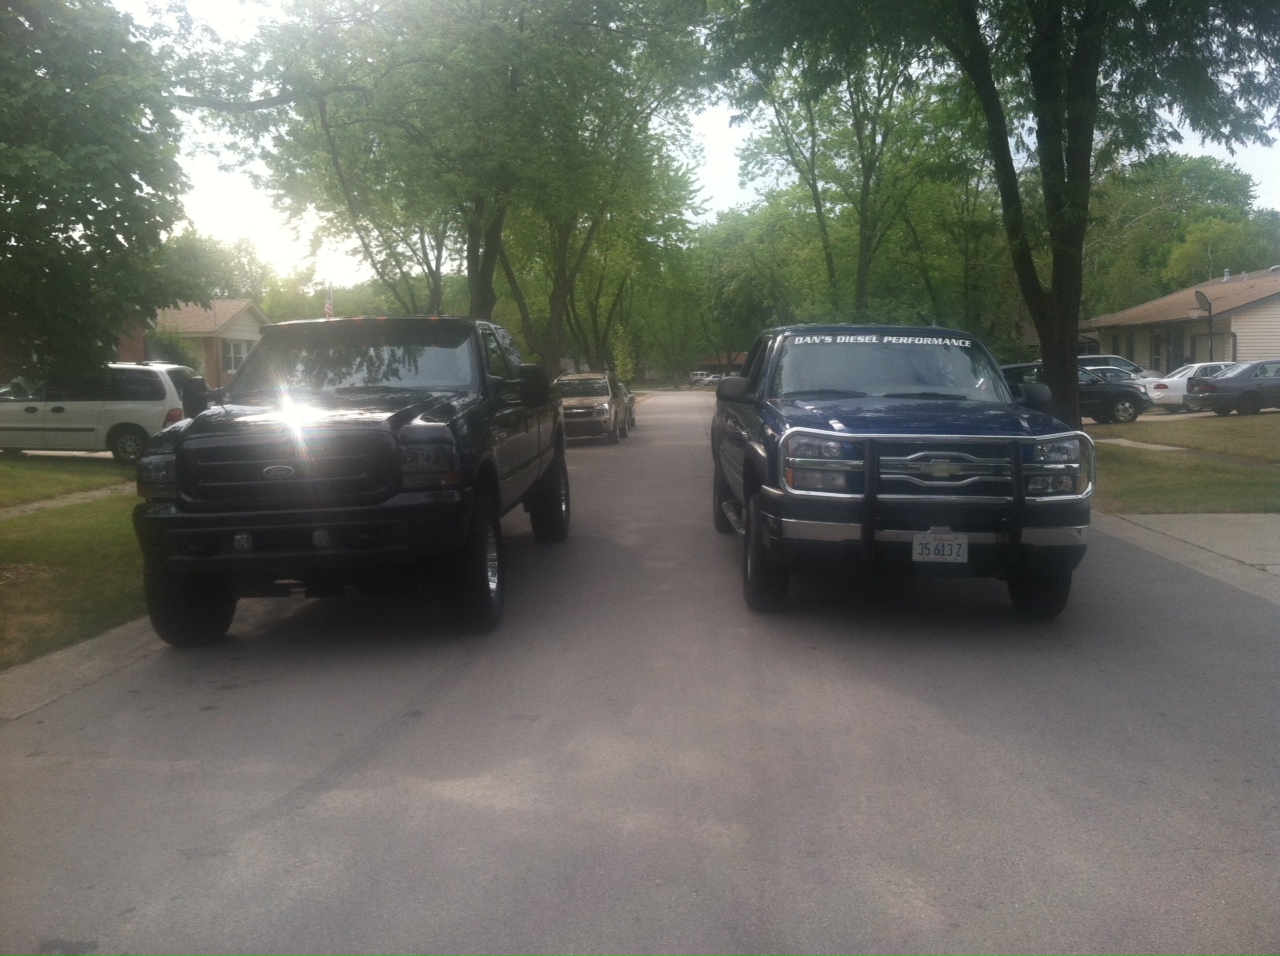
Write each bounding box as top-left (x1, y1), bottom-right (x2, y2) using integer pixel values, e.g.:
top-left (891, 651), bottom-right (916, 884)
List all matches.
top-left (133, 315), bottom-right (569, 644)
top-left (711, 325), bottom-right (1094, 618)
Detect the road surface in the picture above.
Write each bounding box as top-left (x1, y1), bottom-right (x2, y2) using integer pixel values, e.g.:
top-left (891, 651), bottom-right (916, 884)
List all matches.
top-left (1, 391), bottom-right (1276, 954)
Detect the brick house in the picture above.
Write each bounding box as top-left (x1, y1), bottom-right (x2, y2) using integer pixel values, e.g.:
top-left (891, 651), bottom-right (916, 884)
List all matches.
top-left (1082, 267), bottom-right (1280, 374)
top-left (118, 299), bottom-right (271, 389)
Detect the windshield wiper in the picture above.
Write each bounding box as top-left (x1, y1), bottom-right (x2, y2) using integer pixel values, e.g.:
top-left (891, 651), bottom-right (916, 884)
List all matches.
top-left (781, 389), bottom-right (868, 399)
top-left (882, 391), bottom-right (968, 400)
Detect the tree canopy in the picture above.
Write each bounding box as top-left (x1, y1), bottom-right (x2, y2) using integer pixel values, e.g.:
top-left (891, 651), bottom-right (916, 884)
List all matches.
top-left (0, 0), bottom-right (190, 376)
top-left (710, 0), bottom-right (1280, 422)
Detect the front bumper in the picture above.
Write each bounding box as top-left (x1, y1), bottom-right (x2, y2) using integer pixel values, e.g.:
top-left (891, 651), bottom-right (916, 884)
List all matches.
top-left (563, 415), bottom-right (611, 437)
top-left (133, 491), bottom-right (474, 589)
top-left (756, 486), bottom-right (1089, 578)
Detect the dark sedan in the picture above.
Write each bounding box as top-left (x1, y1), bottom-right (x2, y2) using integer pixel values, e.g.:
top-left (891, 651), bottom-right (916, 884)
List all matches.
top-left (1185, 358), bottom-right (1280, 415)
top-left (1002, 362), bottom-right (1153, 423)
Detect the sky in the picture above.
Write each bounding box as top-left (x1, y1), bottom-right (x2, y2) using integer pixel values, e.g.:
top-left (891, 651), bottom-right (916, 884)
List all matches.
top-left (116, 0), bottom-right (1280, 288)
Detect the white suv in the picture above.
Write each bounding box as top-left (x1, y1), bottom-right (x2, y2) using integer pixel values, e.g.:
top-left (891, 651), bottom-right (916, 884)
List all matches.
top-left (0, 362), bottom-right (199, 462)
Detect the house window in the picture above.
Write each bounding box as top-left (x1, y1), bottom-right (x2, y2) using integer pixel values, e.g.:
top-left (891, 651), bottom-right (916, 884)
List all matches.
top-left (223, 340), bottom-right (249, 374)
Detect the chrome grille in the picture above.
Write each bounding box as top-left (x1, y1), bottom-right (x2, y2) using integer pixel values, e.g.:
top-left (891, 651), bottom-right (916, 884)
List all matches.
top-left (877, 440), bottom-right (1013, 498)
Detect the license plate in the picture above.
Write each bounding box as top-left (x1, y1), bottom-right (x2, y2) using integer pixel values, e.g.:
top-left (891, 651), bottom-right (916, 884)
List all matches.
top-left (913, 532), bottom-right (968, 563)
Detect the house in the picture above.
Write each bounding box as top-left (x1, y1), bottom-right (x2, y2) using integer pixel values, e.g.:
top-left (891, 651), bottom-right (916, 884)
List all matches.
top-left (118, 299), bottom-right (271, 389)
top-left (1082, 267), bottom-right (1280, 374)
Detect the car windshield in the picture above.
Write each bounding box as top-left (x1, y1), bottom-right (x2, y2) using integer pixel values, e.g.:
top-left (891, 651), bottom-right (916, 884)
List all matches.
top-left (558, 378), bottom-right (610, 397)
top-left (228, 319), bottom-right (478, 400)
top-left (770, 331), bottom-right (1010, 404)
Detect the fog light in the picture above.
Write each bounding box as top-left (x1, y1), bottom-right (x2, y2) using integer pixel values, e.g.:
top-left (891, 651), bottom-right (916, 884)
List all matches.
top-left (232, 533), bottom-right (253, 551)
top-left (312, 529), bottom-right (331, 548)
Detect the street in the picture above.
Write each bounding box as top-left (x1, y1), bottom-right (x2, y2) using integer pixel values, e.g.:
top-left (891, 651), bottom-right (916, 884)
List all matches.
top-left (1, 390), bottom-right (1276, 954)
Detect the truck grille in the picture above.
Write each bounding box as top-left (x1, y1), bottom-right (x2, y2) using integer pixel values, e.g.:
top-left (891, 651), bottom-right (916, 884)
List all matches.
top-left (876, 440), bottom-right (1013, 499)
top-left (178, 431), bottom-right (398, 508)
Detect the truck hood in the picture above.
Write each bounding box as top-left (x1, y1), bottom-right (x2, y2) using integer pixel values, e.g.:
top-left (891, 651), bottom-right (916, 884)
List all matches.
top-left (184, 390), bottom-right (475, 438)
top-left (770, 396), bottom-right (1072, 437)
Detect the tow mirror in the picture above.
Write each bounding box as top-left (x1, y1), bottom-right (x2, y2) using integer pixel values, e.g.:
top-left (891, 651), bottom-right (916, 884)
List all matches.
top-left (716, 375), bottom-right (752, 403)
top-left (518, 364), bottom-right (550, 407)
top-left (182, 376), bottom-right (210, 418)
top-left (1012, 382), bottom-right (1052, 412)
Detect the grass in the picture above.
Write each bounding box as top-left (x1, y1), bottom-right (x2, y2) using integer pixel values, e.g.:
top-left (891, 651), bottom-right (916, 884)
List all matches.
top-left (1091, 444), bottom-right (1280, 514)
top-left (0, 453), bottom-right (134, 508)
top-left (1086, 409), bottom-right (1280, 463)
top-left (0, 495), bottom-right (145, 671)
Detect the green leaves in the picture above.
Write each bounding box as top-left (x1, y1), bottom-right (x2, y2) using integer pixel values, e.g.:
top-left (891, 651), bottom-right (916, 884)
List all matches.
top-left (1, 0), bottom-right (188, 377)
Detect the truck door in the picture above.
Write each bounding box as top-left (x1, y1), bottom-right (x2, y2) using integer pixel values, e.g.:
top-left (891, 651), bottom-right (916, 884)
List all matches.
top-left (481, 328), bottom-right (539, 507)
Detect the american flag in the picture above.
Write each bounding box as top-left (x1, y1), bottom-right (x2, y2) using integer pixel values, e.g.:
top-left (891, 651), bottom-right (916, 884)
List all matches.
top-left (324, 285), bottom-right (334, 318)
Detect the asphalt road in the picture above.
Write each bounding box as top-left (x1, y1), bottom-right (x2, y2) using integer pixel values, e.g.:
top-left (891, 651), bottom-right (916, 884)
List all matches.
top-left (1, 391), bottom-right (1276, 955)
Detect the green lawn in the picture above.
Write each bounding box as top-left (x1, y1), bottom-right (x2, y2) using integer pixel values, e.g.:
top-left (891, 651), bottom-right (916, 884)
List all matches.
top-left (0, 495), bottom-right (144, 670)
top-left (0, 453), bottom-right (134, 507)
top-left (1086, 409), bottom-right (1280, 463)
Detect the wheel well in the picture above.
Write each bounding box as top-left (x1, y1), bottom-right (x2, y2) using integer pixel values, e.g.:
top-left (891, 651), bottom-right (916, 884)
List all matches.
top-left (473, 460), bottom-right (500, 505)
top-left (105, 422), bottom-right (147, 448)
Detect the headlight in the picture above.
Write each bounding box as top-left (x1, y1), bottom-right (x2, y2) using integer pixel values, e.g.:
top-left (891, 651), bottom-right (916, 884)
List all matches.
top-left (136, 453), bottom-right (177, 501)
top-left (1025, 438), bottom-right (1092, 496)
top-left (595, 403), bottom-right (610, 417)
top-left (400, 441), bottom-right (462, 490)
top-left (783, 433), bottom-right (864, 494)
top-left (1030, 439), bottom-right (1080, 464)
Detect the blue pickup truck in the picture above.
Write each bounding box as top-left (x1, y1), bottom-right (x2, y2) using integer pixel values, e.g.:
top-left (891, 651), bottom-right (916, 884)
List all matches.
top-left (710, 325), bottom-right (1095, 618)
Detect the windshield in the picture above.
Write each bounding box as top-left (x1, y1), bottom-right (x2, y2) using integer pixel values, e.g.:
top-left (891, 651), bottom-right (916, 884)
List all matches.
top-left (558, 378), bottom-right (610, 397)
top-left (770, 331), bottom-right (1009, 404)
top-left (228, 319), bottom-right (478, 401)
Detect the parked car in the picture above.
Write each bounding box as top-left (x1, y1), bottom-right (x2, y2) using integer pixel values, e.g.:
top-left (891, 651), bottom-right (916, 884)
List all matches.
top-left (134, 316), bottom-right (569, 644)
top-left (556, 371), bottom-right (630, 442)
top-left (712, 326), bottom-right (1094, 619)
top-left (1146, 362), bottom-right (1238, 412)
top-left (1185, 358), bottom-right (1280, 416)
top-left (0, 362), bottom-right (199, 462)
top-left (690, 371), bottom-right (714, 386)
top-left (1077, 354), bottom-right (1157, 378)
top-left (1002, 362), bottom-right (1153, 423)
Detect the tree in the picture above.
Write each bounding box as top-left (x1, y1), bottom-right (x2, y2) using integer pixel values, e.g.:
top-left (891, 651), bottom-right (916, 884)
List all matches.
top-left (713, 0), bottom-right (1280, 424)
top-left (0, 0), bottom-right (189, 377)
top-left (162, 232), bottom-right (273, 302)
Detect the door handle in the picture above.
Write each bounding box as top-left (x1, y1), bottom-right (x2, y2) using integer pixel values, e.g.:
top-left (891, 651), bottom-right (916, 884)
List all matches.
top-left (51, 406), bottom-right (67, 413)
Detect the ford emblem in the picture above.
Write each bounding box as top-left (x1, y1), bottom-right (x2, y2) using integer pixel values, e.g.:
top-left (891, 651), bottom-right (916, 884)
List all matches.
top-left (263, 465), bottom-right (296, 479)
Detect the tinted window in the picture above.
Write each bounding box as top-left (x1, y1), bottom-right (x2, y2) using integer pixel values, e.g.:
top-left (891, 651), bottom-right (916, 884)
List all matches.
top-left (108, 368), bottom-right (166, 401)
top-left (228, 319), bottom-right (479, 398)
top-left (771, 332), bottom-right (1008, 403)
top-left (558, 377), bottom-right (610, 397)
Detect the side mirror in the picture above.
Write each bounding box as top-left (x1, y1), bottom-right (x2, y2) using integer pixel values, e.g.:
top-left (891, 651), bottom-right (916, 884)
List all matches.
top-left (716, 375), bottom-right (752, 403)
top-left (517, 364), bottom-right (550, 407)
top-left (1011, 382), bottom-right (1052, 412)
top-left (182, 376), bottom-right (210, 418)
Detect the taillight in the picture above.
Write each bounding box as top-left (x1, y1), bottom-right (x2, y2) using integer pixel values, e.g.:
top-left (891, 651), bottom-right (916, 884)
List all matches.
top-left (163, 407), bottom-right (184, 427)
top-left (1153, 383), bottom-right (1168, 390)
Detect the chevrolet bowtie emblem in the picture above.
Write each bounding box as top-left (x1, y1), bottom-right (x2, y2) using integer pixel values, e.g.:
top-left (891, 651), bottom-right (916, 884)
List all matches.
top-left (921, 459), bottom-right (959, 477)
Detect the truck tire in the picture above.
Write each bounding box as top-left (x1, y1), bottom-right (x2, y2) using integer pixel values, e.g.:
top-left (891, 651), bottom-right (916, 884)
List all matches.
top-left (446, 495), bottom-right (505, 631)
top-left (712, 459), bottom-right (734, 533)
top-left (527, 452), bottom-right (570, 544)
top-left (1008, 569), bottom-right (1072, 620)
top-left (743, 493), bottom-right (788, 611)
top-left (145, 567), bottom-right (237, 646)
top-left (607, 418), bottom-right (620, 444)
